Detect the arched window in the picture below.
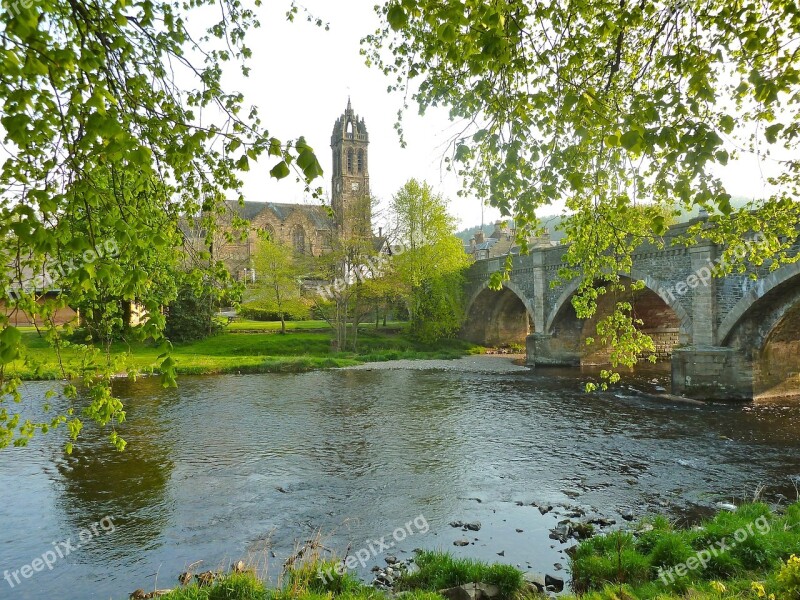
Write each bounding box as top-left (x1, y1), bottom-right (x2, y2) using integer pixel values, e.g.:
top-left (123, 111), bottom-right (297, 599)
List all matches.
top-left (346, 120), bottom-right (353, 137)
top-left (292, 225), bottom-right (305, 253)
top-left (357, 149), bottom-right (364, 173)
top-left (347, 148), bottom-right (354, 174)
top-left (263, 223), bottom-right (275, 241)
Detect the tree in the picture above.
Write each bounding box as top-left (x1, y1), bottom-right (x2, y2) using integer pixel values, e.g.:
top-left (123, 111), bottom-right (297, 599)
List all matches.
top-left (367, 0), bottom-right (800, 382)
top-left (390, 179), bottom-right (472, 341)
top-left (250, 236), bottom-right (305, 334)
top-left (312, 193), bottom-right (382, 351)
top-left (0, 1), bottom-right (323, 450)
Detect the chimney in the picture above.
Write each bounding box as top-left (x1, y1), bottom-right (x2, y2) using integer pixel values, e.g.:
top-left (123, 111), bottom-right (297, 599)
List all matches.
top-left (379, 226), bottom-right (383, 238)
top-left (475, 230), bottom-right (485, 244)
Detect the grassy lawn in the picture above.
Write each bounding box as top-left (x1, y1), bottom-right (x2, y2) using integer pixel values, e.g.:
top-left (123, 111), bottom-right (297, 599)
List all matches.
top-left (7, 325), bottom-right (482, 380)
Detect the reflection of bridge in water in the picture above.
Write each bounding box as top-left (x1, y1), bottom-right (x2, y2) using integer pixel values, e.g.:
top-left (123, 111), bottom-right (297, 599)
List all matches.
top-left (462, 219), bottom-right (800, 401)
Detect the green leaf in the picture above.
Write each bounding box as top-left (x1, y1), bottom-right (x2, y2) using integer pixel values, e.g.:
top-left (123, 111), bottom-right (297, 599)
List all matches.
top-left (0, 326), bottom-right (22, 363)
top-left (717, 194), bottom-right (733, 216)
top-left (387, 4), bottom-right (408, 30)
top-left (652, 215), bottom-right (666, 235)
top-left (719, 115), bottom-right (735, 134)
top-left (764, 123), bottom-right (783, 144)
top-left (270, 161), bottom-right (290, 179)
top-left (603, 133), bottom-right (620, 148)
top-left (619, 130), bottom-right (642, 152)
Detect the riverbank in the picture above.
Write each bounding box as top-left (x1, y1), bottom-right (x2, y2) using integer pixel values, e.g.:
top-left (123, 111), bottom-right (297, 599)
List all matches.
top-left (7, 322), bottom-right (484, 380)
top-left (132, 501), bottom-right (800, 600)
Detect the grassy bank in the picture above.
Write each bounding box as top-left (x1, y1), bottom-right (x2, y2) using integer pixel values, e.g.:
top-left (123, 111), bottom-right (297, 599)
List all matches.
top-left (139, 550), bottom-right (536, 600)
top-left (7, 322), bottom-right (483, 380)
top-left (564, 501), bottom-right (800, 599)
top-left (130, 503), bottom-right (800, 599)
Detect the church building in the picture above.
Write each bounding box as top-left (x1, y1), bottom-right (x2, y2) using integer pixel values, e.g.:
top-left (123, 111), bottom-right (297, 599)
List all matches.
top-left (210, 100), bottom-right (382, 279)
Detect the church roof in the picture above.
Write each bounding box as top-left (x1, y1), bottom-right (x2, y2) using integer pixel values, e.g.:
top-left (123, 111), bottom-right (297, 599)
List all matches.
top-left (225, 200), bottom-right (333, 230)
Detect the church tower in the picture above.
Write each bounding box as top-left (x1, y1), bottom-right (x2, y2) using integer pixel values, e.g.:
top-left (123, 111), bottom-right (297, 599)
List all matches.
top-left (331, 99), bottom-right (371, 238)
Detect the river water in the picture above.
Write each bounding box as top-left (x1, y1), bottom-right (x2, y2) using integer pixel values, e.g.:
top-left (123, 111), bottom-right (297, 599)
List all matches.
top-left (1, 356), bottom-right (799, 599)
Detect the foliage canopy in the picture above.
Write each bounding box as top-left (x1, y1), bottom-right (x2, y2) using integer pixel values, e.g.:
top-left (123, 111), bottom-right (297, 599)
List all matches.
top-left (366, 0), bottom-right (800, 379)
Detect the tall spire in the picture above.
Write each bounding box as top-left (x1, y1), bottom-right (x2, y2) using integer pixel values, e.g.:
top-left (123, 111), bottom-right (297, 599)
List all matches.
top-left (330, 99), bottom-right (371, 238)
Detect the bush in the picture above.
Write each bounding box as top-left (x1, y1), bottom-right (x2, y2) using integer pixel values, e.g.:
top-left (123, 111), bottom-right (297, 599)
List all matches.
top-left (165, 283), bottom-right (223, 342)
top-left (239, 300), bottom-right (310, 322)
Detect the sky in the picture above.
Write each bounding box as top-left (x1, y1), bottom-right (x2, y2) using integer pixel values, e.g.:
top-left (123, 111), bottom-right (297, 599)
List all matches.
top-left (223, 0), bottom-right (786, 231)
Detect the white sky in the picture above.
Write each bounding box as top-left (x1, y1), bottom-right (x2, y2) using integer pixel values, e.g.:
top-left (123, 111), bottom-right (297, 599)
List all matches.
top-left (227, 0), bottom-right (786, 230)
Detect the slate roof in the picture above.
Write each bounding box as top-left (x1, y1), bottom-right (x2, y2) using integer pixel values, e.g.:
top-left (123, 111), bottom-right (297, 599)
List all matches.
top-left (225, 200), bottom-right (333, 230)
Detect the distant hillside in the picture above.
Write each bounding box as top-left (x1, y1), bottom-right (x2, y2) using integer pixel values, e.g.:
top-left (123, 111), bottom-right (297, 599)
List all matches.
top-left (455, 216), bottom-right (566, 243)
top-left (455, 198), bottom-right (756, 244)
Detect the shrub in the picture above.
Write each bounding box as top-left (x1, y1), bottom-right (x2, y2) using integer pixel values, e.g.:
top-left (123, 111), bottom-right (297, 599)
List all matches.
top-left (239, 300), bottom-right (310, 322)
top-left (165, 283), bottom-right (223, 342)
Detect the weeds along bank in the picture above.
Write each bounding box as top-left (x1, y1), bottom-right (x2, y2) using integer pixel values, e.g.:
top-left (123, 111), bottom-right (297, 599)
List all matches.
top-left (126, 502), bottom-right (800, 600)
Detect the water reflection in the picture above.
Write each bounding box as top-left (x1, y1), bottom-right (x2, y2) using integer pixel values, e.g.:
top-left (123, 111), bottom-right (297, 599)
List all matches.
top-left (54, 378), bottom-right (177, 557)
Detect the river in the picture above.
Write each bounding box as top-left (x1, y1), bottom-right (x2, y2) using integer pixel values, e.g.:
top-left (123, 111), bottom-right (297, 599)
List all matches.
top-left (1, 356), bottom-right (799, 599)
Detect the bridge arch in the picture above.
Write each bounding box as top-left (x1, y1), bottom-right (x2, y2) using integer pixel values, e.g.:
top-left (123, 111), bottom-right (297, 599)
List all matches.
top-left (718, 262), bottom-right (800, 400)
top-left (462, 281), bottom-right (534, 346)
top-left (717, 261), bottom-right (800, 345)
top-left (543, 272), bottom-right (692, 366)
top-left (544, 270), bottom-right (692, 340)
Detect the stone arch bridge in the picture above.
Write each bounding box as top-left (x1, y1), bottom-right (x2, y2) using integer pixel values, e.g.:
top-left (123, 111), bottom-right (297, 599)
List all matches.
top-left (463, 221), bottom-right (800, 401)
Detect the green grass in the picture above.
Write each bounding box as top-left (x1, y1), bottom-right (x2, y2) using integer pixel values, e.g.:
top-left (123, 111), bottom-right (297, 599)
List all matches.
top-left (7, 326), bottom-right (483, 380)
top-left (142, 551), bottom-right (536, 600)
top-left (225, 320), bottom-right (407, 332)
top-left (397, 551), bottom-right (525, 600)
top-left (564, 501), bottom-right (800, 599)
